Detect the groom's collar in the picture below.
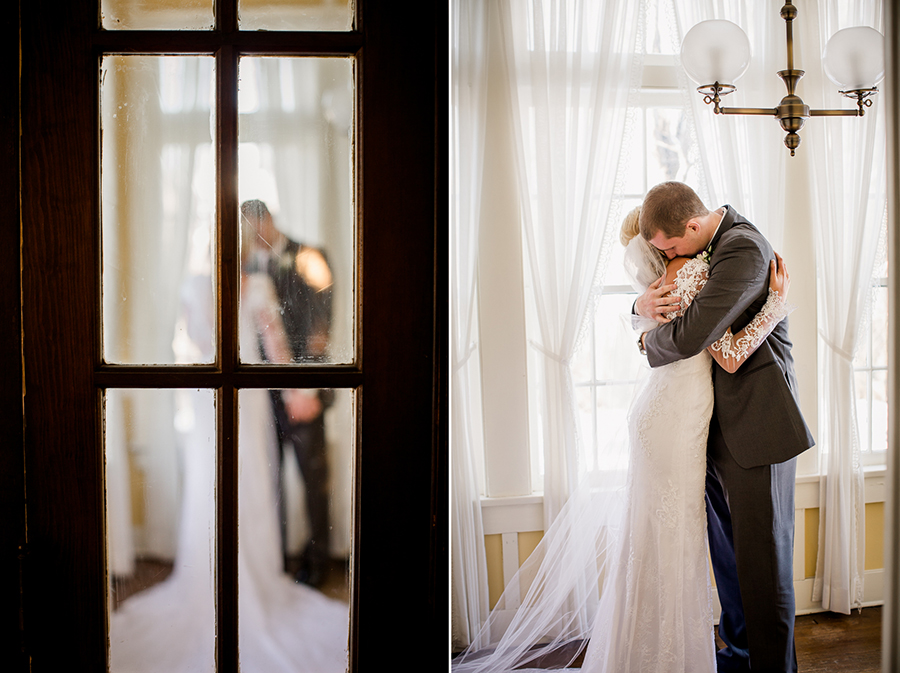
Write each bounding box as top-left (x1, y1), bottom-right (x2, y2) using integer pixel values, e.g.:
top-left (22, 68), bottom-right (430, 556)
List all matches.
top-left (708, 205), bottom-right (734, 251)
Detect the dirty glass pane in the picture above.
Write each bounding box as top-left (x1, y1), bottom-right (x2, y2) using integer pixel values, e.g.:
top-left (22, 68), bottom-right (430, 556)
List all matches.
top-left (237, 387), bottom-right (352, 669)
top-left (106, 388), bottom-right (216, 671)
top-left (239, 0), bottom-right (353, 32)
top-left (238, 57), bottom-right (355, 365)
top-left (101, 0), bottom-right (215, 30)
top-left (102, 56), bottom-right (216, 365)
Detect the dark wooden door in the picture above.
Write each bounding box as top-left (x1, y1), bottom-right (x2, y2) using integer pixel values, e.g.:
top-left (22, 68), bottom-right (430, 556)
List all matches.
top-left (9, 1), bottom-right (447, 670)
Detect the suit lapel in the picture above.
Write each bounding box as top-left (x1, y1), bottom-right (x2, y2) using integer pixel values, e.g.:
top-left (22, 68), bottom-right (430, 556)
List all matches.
top-left (710, 205), bottom-right (739, 253)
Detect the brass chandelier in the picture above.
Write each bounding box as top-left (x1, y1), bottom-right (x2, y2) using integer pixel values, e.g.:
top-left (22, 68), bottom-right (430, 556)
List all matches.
top-left (680, 1), bottom-right (885, 156)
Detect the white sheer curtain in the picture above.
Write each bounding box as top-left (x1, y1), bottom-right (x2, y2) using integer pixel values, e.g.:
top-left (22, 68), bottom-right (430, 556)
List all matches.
top-left (104, 57), bottom-right (216, 575)
top-left (670, 0), bottom-right (787, 246)
top-left (498, 0), bottom-right (644, 523)
top-left (451, 0), bottom-right (492, 651)
top-left (800, 0), bottom-right (887, 614)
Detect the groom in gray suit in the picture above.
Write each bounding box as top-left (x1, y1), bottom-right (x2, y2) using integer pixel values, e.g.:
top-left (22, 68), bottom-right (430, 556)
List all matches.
top-left (635, 182), bottom-right (815, 673)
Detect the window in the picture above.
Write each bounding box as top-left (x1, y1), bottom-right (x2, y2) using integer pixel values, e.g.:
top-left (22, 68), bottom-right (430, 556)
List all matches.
top-left (855, 247), bottom-right (889, 467)
top-left (569, 81), bottom-right (701, 477)
top-left (547, 1), bottom-right (702, 481)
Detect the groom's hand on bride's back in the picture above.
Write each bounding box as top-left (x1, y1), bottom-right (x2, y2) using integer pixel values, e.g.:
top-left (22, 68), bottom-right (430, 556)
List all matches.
top-left (635, 275), bottom-right (681, 324)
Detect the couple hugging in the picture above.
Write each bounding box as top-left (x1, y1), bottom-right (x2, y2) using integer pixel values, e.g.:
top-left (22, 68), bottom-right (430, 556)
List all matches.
top-left (454, 181), bottom-right (814, 673)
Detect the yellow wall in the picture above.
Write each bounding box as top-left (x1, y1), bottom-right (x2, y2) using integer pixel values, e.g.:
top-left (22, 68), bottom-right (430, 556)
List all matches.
top-left (805, 508), bottom-right (819, 578)
top-left (866, 502), bottom-right (885, 571)
top-left (804, 503), bottom-right (885, 578)
top-left (486, 531), bottom-right (545, 609)
top-left (485, 534), bottom-right (504, 608)
top-left (519, 531), bottom-right (542, 566)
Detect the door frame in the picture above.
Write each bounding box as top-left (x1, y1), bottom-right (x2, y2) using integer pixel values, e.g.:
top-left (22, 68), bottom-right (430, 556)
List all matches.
top-left (8, 1), bottom-right (447, 670)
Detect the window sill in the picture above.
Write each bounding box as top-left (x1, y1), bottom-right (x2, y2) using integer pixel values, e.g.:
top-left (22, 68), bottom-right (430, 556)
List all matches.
top-left (480, 494), bottom-right (544, 536)
top-left (794, 466), bottom-right (886, 508)
top-left (482, 467), bottom-right (888, 534)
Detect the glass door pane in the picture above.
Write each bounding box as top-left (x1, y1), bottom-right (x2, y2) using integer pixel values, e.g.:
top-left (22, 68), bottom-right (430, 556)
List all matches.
top-left (238, 56), bottom-right (355, 365)
top-left (239, 0), bottom-right (353, 32)
top-left (237, 387), bottom-right (353, 670)
top-left (101, 0), bottom-right (215, 31)
top-left (101, 56), bottom-right (216, 365)
top-left (106, 388), bottom-right (217, 671)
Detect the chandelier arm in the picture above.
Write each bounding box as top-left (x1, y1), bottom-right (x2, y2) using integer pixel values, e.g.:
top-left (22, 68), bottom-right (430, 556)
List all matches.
top-left (809, 109), bottom-right (861, 117)
top-left (717, 108), bottom-right (779, 116)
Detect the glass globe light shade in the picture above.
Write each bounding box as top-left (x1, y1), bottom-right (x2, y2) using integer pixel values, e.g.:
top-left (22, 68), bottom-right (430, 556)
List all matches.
top-left (823, 26), bottom-right (885, 90)
top-left (681, 20), bottom-right (751, 86)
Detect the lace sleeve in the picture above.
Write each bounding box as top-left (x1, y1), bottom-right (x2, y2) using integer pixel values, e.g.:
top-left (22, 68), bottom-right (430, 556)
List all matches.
top-left (708, 289), bottom-right (792, 373)
top-left (664, 257), bottom-right (708, 320)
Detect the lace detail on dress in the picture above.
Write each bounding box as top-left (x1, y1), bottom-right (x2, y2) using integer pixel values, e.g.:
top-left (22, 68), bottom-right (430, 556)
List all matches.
top-left (664, 256), bottom-right (709, 321)
top-left (656, 479), bottom-right (680, 530)
top-left (710, 289), bottom-right (791, 363)
top-left (634, 378), bottom-right (668, 460)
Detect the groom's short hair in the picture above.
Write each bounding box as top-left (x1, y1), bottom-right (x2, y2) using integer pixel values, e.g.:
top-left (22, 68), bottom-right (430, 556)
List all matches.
top-left (639, 182), bottom-right (709, 240)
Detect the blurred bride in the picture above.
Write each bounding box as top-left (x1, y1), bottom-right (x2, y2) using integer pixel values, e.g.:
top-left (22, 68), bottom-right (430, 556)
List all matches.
top-left (108, 218), bottom-right (348, 672)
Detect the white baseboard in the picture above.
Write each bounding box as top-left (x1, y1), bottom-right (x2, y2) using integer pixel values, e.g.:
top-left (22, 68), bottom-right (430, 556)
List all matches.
top-left (710, 570), bottom-right (883, 624)
top-left (788, 570), bottom-right (883, 616)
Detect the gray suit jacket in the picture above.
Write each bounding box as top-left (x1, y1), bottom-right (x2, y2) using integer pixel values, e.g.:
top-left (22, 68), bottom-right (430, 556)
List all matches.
top-left (643, 206), bottom-right (815, 468)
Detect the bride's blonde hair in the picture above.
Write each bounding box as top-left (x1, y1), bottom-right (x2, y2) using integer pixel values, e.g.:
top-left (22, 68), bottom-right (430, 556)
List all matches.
top-left (620, 204), bottom-right (667, 269)
top-left (619, 206), bottom-right (642, 246)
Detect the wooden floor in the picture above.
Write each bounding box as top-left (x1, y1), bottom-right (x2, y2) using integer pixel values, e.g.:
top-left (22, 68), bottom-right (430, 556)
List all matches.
top-left (453, 606), bottom-right (883, 670)
top-left (111, 556), bottom-right (350, 610)
top-left (794, 607), bottom-right (882, 672)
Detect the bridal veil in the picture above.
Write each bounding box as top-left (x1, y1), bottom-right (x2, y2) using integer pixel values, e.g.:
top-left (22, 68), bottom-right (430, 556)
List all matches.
top-left (452, 234), bottom-right (667, 672)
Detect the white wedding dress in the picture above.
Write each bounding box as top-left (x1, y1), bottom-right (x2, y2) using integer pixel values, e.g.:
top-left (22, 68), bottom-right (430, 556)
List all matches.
top-left (109, 273), bottom-right (348, 673)
top-left (453, 241), bottom-right (789, 673)
top-left (578, 254), bottom-right (716, 672)
top-left (580, 344), bottom-right (715, 670)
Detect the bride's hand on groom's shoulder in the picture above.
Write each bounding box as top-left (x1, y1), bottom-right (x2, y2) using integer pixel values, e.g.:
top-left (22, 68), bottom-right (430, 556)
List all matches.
top-left (635, 275), bottom-right (680, 324)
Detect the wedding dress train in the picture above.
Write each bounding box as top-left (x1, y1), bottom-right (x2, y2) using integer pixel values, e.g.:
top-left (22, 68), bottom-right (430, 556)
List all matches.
top-left (109, 273), bottom-right (348, 673)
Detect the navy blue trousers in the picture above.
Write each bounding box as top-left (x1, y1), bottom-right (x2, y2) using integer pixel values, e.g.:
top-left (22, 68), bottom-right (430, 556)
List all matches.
top-left (706, 415), bottom-right (798, 673)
